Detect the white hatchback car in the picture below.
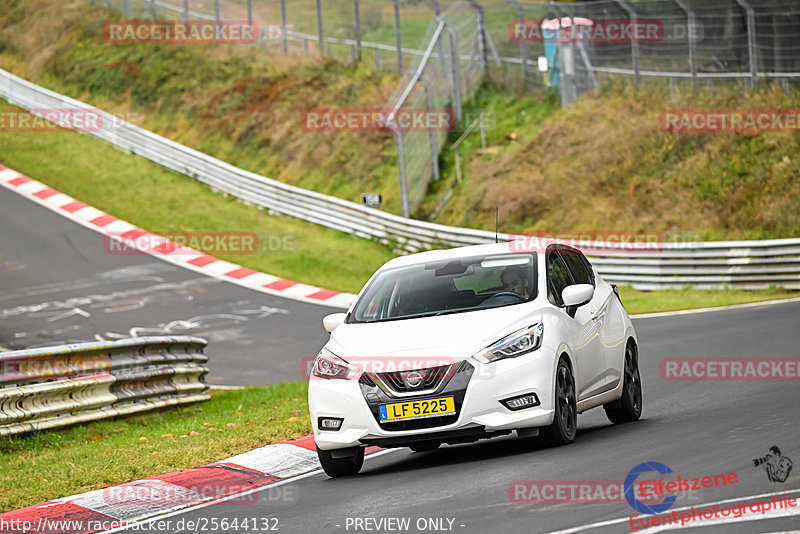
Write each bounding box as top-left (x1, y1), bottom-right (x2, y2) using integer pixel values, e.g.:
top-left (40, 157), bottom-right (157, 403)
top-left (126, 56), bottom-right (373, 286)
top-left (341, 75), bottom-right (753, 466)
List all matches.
top-left (309, 241), bottom-right (642, 477)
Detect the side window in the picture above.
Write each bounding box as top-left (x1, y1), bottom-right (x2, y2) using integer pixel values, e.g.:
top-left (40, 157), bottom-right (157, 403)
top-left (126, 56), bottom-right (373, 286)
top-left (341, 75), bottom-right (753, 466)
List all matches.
top-left (546, 248), bottom-right (572, 307)
top-left (560, 246), bottom-right (594, 287)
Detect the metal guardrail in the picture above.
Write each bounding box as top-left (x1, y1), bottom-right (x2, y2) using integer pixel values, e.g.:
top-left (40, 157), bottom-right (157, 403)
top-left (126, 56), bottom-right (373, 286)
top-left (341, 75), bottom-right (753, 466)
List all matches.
top-left (1, 68), bottom-right (799, 290)
top-left (0, 336), bottom-right (209, 436)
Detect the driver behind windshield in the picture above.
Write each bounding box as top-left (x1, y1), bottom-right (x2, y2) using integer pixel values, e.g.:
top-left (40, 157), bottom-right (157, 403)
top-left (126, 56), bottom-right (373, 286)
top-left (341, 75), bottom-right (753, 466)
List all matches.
top-left (501, 265), bottom-right (530, 299)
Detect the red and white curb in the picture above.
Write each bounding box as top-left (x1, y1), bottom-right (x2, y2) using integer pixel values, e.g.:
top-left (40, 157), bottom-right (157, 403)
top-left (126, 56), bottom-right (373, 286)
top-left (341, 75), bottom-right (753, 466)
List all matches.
top-left (0, 435), bottom-right (380, 533)
top-left (0, 164), bottom-right (357, 309)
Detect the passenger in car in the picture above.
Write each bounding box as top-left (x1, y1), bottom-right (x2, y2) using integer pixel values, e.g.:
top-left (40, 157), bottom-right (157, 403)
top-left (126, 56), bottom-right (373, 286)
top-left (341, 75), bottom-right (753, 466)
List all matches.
top-left (501, 265), bottom-right (530, 299)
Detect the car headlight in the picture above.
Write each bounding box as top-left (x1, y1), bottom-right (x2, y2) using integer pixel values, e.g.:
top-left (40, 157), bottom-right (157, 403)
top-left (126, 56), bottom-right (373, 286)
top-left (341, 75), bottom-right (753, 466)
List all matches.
top-left (473, 323), bottom-right (543, 364)
top-left (312, 348), bottom-right (355, 379)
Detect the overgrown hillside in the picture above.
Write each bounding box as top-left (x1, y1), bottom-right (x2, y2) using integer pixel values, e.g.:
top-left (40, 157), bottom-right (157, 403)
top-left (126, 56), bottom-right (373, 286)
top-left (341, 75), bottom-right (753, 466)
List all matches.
top-left (1, 0), bottom-right (799, 240)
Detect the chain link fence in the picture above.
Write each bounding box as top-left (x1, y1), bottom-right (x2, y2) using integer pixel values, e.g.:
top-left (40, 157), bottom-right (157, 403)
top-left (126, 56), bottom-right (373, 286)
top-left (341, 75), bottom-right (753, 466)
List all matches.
top-left (90, 0), bottom-right (800, 218)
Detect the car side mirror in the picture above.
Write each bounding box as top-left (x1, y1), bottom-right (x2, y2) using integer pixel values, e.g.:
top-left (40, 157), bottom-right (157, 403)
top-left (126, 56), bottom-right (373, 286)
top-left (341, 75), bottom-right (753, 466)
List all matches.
top-left (562, 284), bottom-right (594, 318)
top-left (322, 313), bottom-right (346, 333)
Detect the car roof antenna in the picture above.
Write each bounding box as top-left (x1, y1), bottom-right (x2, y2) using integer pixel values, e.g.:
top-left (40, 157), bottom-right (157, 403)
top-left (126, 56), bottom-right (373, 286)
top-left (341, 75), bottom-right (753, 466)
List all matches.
top-left (495, 206), bottom-right (499, 243)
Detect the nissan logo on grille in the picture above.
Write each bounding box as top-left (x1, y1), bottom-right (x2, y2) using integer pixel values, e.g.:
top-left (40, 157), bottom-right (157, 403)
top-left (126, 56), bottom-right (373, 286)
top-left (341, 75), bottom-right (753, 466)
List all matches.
top-left (403, 371), bottom-right (425, 389)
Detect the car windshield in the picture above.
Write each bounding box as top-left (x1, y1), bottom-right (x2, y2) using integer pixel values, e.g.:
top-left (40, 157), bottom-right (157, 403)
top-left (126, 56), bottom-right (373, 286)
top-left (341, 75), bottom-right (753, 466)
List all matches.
top-left (349, 253), bottom-right (537, 323)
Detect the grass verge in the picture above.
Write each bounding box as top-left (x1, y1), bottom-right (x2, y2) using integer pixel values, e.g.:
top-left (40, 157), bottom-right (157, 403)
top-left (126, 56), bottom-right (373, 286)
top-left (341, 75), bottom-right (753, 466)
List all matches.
top-left (0, 99), bottom-right (395, 294)
top-left (619, 286), bottom-right (798, 315)
top-left (0, 383), bottom-right (312, 513)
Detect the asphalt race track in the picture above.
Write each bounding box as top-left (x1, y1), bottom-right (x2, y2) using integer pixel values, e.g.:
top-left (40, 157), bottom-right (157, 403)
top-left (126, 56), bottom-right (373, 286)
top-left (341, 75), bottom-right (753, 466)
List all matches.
top-left (111, 300), bottom-right (800, 534)
top-left (0, 185), bottom-right (336, 386)
top-left (2, 183), bottom-right (799, 533)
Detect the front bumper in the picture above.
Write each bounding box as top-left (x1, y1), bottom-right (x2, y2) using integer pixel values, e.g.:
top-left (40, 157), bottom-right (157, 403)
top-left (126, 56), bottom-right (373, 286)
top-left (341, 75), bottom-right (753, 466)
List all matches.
top-left (309, 349), bottom-right (556, 450)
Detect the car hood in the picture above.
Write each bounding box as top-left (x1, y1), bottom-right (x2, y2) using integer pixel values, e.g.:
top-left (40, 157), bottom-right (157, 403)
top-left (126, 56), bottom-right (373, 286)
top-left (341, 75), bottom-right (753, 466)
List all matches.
top-left (326, 304), bottom-right (543, 362)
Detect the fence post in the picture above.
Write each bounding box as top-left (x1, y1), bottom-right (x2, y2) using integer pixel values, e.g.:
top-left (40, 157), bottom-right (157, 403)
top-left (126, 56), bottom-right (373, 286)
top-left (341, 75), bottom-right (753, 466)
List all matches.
top-left (354, 0), bottom-right (362, 62)
top-left (281, 0), bottom-right (288, 53)
top-left (419, 76), bottom-right (441, 182)
top-left (122, 0), bottom-right (131, 17)
top-left (394, 131), bottom-right (410, 218)
top-left (392, 0), bottom-right (404, 74)
top-left (150, 0), bottom-right (157, 19)
top-left (183, 0), bottom-right (189, 21)
top-left (506, 0), bottom-right (529, 89)
top-left (673, 0), bottom-right (697, 85)
top-left (316, 0), bottom-right (324, 58)
top-left (214, 0), bottom-right (220, 24)
top-left (427, 0), bottom-right (440, 16)
top-left (613, 0), bottom-right (641, 86)
top-left (375, 48), bottom-right (381, 70)
top-left (447, 24), bottom-right (462, 121)
top-left (467, 0), bottom-right (489, 78)
top-left (733, 0), bottom-right (757, 86)
top-left (247, 0), bottom-right (253, 26)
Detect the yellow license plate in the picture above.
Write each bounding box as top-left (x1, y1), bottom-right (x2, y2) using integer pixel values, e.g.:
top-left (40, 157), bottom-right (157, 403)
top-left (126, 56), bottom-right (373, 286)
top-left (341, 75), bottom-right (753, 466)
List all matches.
top-left (379, 397), bottom-right (455, 422)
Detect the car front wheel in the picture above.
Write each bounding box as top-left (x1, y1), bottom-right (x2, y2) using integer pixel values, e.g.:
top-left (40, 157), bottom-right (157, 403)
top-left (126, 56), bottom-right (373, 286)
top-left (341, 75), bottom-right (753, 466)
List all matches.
top-left (541, 358), bottom-right (577, 446)
top-left (317, 446), bottom-right (365, 477)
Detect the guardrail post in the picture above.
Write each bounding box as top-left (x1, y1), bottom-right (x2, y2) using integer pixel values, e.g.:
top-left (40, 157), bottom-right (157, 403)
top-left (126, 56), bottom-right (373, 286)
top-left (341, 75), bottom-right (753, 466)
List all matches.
top-left (354, 0), bottom-right (362, 62)
top-left (506, 0), bottom-right (529, 89)
top-left (392, 0), bottom-right (404, 74)
top-left (733, 0), bottom-right (757, 87)
top-left (673, 0), bottom-right (697, 85)
top-left (316, 0), bottom-right (324, 57)
top-left (281, 0), bottom-right (288, 53)
top-left (419, 76), bottom-right (440, 182)
top-left (612, 0), bottom-right (641, 87)
top-left (375, 48), bottom-right (381, 70)
top-left (394, 131), bottom-right (410, 218)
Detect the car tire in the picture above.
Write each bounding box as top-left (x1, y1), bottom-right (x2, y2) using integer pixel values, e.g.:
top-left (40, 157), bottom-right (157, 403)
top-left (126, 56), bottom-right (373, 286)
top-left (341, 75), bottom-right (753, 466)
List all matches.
top-left (603, 341), bottom-right (642, 424)
top-left (317, 446), bottom-right (365, 477)
top-left (541, 358), bottom-right (577, 446)
top-left (409, 442), bottom-right (441, 452)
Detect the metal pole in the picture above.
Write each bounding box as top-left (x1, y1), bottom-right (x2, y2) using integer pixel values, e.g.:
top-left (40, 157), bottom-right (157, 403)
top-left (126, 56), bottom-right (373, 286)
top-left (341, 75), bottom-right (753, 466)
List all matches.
top-left (354, 0), bottom-right (362, 62)
top-left (281, 0), bottom-right (288, 53)
top-left (214, 0), bottom-right (220, 24)
top-left (467, 0), bottom-right (489, 78)
top-left (247, 0), bottom-right (253, 26)
top-left (122, 0), bottom-right (131, 17)
top-left (375, 47), bottom-right (381, 70)
top-left (447, 25), bottom-right (462, 121)
top-left (673, 0), bottom-right (697, 85)
top-left (150, 0), bottom-right (157, 19)
top-left (427, 0), bottom-right (440, 16)
top-left (506, 0), bottom-right (528, 89)
top-left (733, 0), bottom-right (757, 86)
top-left (394, 131), bottom-right (410, 218)
top-left (316, 0), bottom-right (324, 58)
top-left (183, 0), bottom-right (189, 21)
top-left (392, 0), bottom-right (404, 74)
top-left (613, 0), bottom-right (641, 87)
top-left (479, 115), bottom-right (486, 149)
top-left (420, 76), bottom-right (441, 182)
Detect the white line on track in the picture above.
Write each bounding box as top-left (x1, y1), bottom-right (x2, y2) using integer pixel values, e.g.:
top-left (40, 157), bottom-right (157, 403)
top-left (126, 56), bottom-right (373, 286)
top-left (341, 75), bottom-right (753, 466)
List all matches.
top-left (102, 448), bottom-right (400, 533)
top-left (545, 488), bottom-right (800, 534)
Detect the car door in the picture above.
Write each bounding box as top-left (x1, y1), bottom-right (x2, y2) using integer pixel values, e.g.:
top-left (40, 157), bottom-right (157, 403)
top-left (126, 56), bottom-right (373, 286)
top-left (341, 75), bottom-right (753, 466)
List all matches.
top-left (546, 246), bottom-right (607, 400)
top-left (559, 245), bottom-right (623, 392)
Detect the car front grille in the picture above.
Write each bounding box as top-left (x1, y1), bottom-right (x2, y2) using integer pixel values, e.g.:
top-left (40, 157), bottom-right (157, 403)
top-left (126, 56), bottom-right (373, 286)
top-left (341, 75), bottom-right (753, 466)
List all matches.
top-left (359, 360), bottom-right (474, 431)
